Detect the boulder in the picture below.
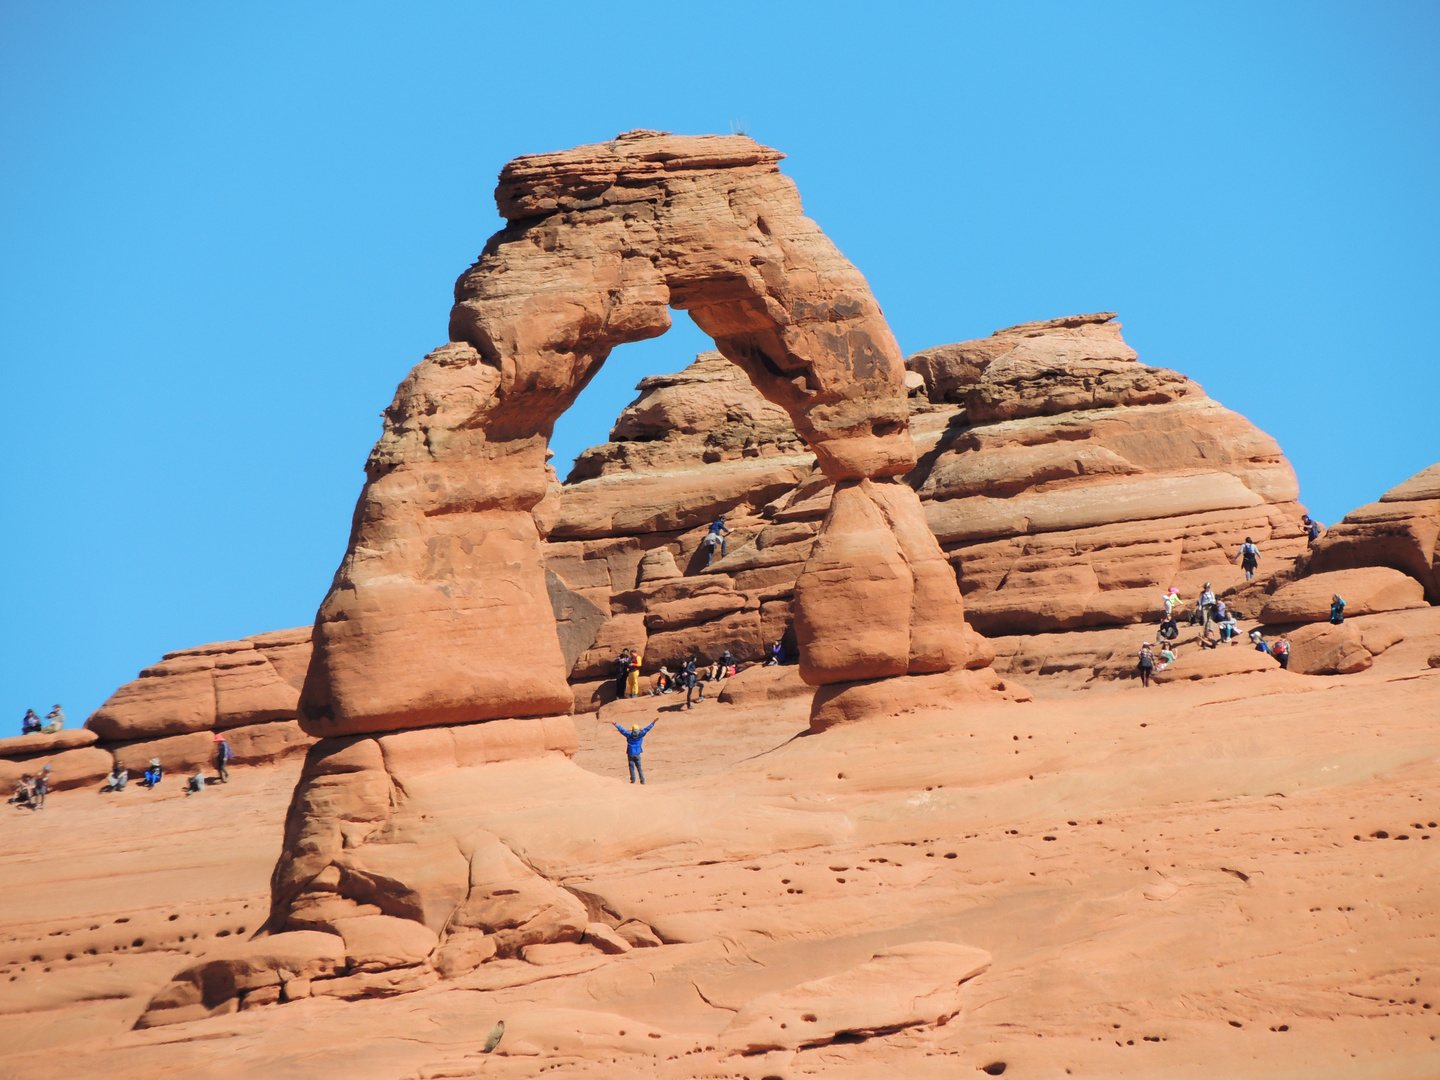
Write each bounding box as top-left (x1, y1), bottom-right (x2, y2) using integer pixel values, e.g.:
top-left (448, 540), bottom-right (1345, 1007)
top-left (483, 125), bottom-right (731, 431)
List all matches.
top-left (331, 915), bottom-right (439, 972)
top-left (1308, 462), bottom-right (1440, 602)
top-left (0, 746), bottom-right (113, 794)
top-left (1151, 648), bottom-right (1280, 683)
top-left (110, 719), bottom-right (313, 776)
top-left (717, 664), bottom-right (812, 705)
top-left (1286, 622), bottom-right (1375, 676)
top-left (0, 728), bottom-right (98, 760)
top-left (1259, 567), bottom-right (1428, 625)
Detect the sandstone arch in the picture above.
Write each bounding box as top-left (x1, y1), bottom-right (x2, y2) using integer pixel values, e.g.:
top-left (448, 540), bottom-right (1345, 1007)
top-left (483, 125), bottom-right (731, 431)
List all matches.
top-left (297, 131), bottom-right (978, 740)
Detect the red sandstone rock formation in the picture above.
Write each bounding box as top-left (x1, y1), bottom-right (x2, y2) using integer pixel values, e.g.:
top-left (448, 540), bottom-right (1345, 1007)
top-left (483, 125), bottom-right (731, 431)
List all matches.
top-left (1308, 462), bottom-right (1440, 602)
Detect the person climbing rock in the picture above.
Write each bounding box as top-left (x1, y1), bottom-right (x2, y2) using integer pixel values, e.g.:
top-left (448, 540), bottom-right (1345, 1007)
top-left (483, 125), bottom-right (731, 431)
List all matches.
top-left (214, 732), bottom-right (233, 783)
top-left (614, 720), bottom-right (658, 784)
top-left (683, 656), bottom-right (703, 709)
top-left (1137, 643), bottom-right (1155, 688)
top-left (626, 649), bottom-right (643, 699)
top-left (702, 518), bottom-right (731, 566)
top-left (20, 709), bottom-right (41, 735)
top-left (42, 704), bottom-right (65, 734)
top-left (1162, 587), bottom-right (1181, 620)
top-left (1236, 537), bottom-right (1261, 581)
top-left (1330, 594), bottom-right (1347, 624)
top-left (1302, 514), bottom-right (1324, 546)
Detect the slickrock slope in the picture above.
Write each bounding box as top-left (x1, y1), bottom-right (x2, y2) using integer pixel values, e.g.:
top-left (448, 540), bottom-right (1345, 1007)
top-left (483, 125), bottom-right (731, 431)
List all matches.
top-left (4, 607), bottom-right (1439, 1079)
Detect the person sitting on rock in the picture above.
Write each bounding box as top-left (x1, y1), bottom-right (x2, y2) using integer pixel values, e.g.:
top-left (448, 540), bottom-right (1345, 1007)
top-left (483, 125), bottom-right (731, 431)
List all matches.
top-left (1330, 595), bottom-right (1347, 624)
top-left (141, 759), bottom-right (163, 788)
top-left (20, 709), bottom-right (41, 735)
top-left (683, 656), bottom-right (703, 709)
top-left (1215, 602), bottom-right (1238, 643)
top-left (702, 518), bottom-right (731, 566)
top-left (102, 762), bottom-right (129, 792)
top-left (42, 704), bottom-right (65, 734)
top-left (9, 774), bottom-right (35, 808)
top-left (766, 640), bottom-right (786, 666)
top-left (650, 666), bottom-right (674, 695)
top-left (1136, 643), bottom-right (1155, 688)
top-left (613, 720), bottom-right (658, 785)
top-left (1158, 645), bottom-right (1177, 669)
top-left (1199, 624), bottom-right (1220, 650)
top-left (1236, 537), bottom-right (1261, 581)
top-left (186, 769), bottom-right (206, 795)
top-left (1272, 638), bottom-right (1290, 670)
top-left (708, 650), bottom-right (734, 682)
top-left (1302, 514), bottom-right (1324, 546)
top-left (1158, 615), bottom-right (1180, 642)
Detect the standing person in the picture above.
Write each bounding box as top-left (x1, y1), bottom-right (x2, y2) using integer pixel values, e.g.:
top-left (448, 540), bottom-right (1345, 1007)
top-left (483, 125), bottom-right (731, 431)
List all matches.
top-left (32, 767), bottom-right (49, 810)
top-left (1236, 537), bottom-right (1261, 581)
top-left (613, 720), bottom-right (657, 784)
top-left (20, 709), bottom-right (41, 735)
top-left (683, 656), bottom-right (703, 709)
top-left (702, 518), bottom-right (732, 566)
top-left (214, 732), bottom-right (232, 784)
top-left (42, 704), bottom-right (65, 734)
top-left (1301, 514), bottom-right (1324, 546)
top-left (1196, 583), bottom-right (1217, 631)
top-left (626, 650), bottom-right (643, 699)
top-left (1330, 595), bottom-right (1347, 624)
top-left (1137, 643), bottom-right (1155, 688)
top-left (613, 649), bottom-right (632, 700)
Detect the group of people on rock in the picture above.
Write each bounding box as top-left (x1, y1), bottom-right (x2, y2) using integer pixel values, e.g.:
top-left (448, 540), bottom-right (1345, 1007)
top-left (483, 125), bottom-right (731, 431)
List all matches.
top-left (614, 640), bottom-right (789, 710)
top-left (19, 704), bottom-right (65, 736)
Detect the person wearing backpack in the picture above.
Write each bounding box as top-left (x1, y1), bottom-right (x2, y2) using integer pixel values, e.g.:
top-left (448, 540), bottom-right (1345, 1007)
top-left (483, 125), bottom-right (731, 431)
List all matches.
top-left (1272, 638), bottom-right (1290, 670)
top-left (1136, 642), bottom-right (1156, 688)
top-left (1302, 515), bottom-right (1324, 546)
top-left (214, 732), bottom-right (233, 783)
top-left (1236, 537), bottom-right (1261, 581)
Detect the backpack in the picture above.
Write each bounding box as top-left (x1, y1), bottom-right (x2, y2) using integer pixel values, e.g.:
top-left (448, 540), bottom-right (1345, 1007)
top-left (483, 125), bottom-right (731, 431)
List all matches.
top-left (224, 743), bottom-right (235, 761)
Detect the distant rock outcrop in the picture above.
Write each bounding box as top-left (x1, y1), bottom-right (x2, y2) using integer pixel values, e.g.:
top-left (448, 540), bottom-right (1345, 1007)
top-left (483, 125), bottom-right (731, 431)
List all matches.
top-left (1308, 462), bottom-right (1440, 603)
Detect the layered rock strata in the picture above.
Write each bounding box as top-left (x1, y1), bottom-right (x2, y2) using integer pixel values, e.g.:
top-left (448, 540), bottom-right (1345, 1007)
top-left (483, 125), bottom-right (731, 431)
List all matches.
top-left (1307, 462), bottom-right (1440, 603)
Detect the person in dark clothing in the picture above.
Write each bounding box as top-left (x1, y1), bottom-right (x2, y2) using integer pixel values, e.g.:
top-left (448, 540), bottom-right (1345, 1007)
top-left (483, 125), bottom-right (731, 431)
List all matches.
top-left (1158, 615), bottom-right (1179, 642)
top-left (214, 732), bottom-right (232, 783)
top-left (614, 721), bottom-right (658, 784)
top-left (703, 518), bottom-right (732, 566)
top-left (613, 649), bottom-right (633, 699)
top-left (186, 769), bottom-right (206, 795)
top-left (1330, 595), bottom-right (1347, 624)
top-left (1302, 514), bottom-right (1324, 546)
top-left (766, 640), bottom-right (786, 666)
top-left (20, 709), bottom-right (41, 735)
top-left (683, 656), bottom-right (703, 709)
top-left (141, 759), bottom-right (163, 788)
top-left (1137, 643), bottom-right (1155, 688)
top-left (1237, 537), bottom-right (1261, 581)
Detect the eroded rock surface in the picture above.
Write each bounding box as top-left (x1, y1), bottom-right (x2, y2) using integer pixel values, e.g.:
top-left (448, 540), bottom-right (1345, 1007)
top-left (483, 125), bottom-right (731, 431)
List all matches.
top-left (1308, 461), bottom-right (1440, 602)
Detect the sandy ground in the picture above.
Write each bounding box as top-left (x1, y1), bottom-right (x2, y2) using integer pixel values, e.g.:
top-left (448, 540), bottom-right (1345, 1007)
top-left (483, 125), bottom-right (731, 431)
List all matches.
top-left (2, 608), bottom-right (1438, 1079)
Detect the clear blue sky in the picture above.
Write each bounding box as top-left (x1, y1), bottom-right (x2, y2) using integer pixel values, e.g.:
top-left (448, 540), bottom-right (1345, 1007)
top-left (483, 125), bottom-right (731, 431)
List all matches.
top-left (3, 2), bottom-right (1437, 727)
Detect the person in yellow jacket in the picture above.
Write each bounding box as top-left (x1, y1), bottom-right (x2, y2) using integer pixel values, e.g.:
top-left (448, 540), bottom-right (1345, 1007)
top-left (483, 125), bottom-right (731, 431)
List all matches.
top-left (626, 651), bottom-right (643, 698)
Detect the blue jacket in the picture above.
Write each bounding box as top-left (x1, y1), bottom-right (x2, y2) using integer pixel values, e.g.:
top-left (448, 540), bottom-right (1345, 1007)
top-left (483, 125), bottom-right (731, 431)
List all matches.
top-left (616, 722), bottom-right (656, 755)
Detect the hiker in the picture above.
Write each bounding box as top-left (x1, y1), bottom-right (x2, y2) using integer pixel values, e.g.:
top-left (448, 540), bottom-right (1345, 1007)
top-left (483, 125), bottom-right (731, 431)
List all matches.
top-left (766, 640), bottom-right (786, 666)
top-left (1272, 638), bottom-right (1290, 669)
top-left (141, 759), bottom-right (163, 788)
top-left (20, 709), bottom-right (41, 735)
top-left (613, 720), bottom-right (658, 784)
top-left (1137, 642), bottom-right (1155, 688)
top-left (214, 732), bottom-right (233, 783)
top-left (613, 649), bottom-right (632, 699)
top-left (626, 650), bottom-right (643, 699)
top-left (42, 704), bottom-right (65, 734)
top-left (32, 767), bottom-right (49, 810)
top-left (1249, 628), bottom-right (1265, 646)
top-left (1192, 583), bottom-right (1217, 630)
top-left (1254, 635), bottom-right (1273, 656)
top-left (650, 666), bottom-right (675, 695)
top-left (9, 774), bottom-right (35, 808)
top-left (1236, 537), bottom-right (1261, 581)
top-left (1158, 614), bottom-right (1180, 642)
top-left (1162, 587), bottom-right (1181, 619)
top-left (683, 656), bottom-right (703, 709)
top-left (102, 763), bottom-right (129, 792)
top-left (702, 518), bottom-right (732, 566)
top-left (1302, 514), bottom-right (1324, 546)
top-left (1330, 595), bottom-right (1347, 624)
top-left (186, 769), bottom-right (206, 795)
